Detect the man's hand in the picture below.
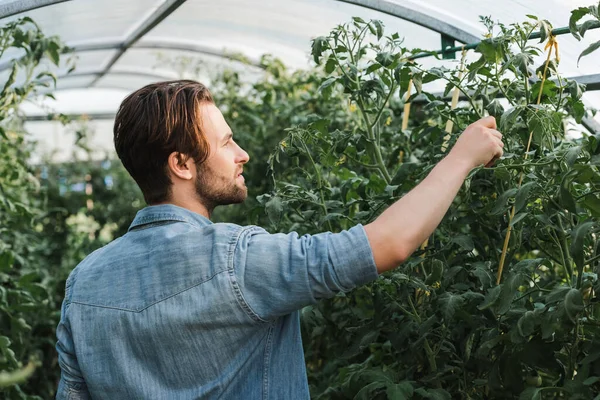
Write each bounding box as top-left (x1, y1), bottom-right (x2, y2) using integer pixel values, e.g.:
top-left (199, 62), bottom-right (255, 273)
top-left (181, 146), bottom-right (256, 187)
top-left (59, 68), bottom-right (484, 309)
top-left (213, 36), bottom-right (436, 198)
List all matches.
top-left (447, 116), bottom-right (504, 169)
top-left (364, 116), bottom-right (504, 273)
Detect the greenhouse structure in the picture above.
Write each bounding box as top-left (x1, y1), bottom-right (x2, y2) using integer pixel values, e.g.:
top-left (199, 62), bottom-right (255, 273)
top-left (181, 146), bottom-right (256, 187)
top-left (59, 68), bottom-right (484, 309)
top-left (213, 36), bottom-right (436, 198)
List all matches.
top-left (1, 0), bottom-right (600, 399)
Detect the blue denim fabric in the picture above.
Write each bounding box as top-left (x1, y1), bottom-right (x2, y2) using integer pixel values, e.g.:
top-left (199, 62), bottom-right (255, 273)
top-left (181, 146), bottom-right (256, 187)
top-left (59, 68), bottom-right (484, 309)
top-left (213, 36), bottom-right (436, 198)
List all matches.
top-left (55, 204), bottom-right (378, 399)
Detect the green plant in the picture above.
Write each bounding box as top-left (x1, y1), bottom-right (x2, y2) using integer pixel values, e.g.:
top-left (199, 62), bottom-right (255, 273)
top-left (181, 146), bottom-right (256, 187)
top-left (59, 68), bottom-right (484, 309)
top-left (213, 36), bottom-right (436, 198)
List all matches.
top-left (0, 17), bottom-right (75, 399)
top-left (263, 16), bottom-right (600, 399)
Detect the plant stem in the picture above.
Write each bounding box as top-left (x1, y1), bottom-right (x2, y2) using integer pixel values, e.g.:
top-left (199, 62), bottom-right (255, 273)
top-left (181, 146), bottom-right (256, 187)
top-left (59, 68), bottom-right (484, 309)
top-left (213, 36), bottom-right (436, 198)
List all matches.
top-left (356, 98), bottom-right (392, 184)
top-left (557, 217), bottom-right (576, 287)
top-left (300, 141), bottom-right (333, 232)
top-left (407, 296), bottom-right (439, 379)
top-left (548, 227), bottom-right (572, 286)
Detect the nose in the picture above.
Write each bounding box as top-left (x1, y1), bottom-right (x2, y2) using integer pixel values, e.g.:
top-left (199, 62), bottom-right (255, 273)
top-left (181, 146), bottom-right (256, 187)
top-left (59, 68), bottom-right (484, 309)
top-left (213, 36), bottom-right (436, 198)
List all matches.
top-left (237, 143), bottom-right (249, 164)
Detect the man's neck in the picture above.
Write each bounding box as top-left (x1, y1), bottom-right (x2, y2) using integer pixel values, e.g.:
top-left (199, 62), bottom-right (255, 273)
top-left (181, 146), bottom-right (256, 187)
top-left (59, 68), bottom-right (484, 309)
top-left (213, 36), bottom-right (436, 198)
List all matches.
top-left (155, 198), bottom-right (212, 219)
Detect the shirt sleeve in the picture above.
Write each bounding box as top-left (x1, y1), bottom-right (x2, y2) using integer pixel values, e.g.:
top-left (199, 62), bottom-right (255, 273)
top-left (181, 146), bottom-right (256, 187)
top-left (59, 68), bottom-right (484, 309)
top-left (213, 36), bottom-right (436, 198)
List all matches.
top-left (231, 224), bottom-right (378, 321)
top-left (55, 278), bottom-right (91, 400)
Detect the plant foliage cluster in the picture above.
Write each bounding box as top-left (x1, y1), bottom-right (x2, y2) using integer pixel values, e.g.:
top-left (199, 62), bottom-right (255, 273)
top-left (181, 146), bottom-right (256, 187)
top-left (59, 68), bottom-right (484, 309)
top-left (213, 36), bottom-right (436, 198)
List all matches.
top-left (2, 6), bottom-right (600, 399)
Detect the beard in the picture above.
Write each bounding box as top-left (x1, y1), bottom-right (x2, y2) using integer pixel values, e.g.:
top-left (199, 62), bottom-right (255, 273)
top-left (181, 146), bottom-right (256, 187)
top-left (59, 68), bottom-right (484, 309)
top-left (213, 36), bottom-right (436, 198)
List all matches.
top-left (194, 162), bottom-right (247, 212)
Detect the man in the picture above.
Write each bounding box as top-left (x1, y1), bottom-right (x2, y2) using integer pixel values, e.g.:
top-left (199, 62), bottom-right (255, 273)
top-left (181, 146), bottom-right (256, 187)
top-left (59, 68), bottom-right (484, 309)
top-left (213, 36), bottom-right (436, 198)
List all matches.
top-left (56, 80), bottom-right (503, 399)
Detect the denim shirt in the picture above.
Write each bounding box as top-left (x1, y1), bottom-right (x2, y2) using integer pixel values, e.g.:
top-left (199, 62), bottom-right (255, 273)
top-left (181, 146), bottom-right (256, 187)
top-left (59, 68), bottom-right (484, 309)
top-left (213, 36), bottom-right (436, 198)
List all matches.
top-left (55, 204), bottom-right (378, 399)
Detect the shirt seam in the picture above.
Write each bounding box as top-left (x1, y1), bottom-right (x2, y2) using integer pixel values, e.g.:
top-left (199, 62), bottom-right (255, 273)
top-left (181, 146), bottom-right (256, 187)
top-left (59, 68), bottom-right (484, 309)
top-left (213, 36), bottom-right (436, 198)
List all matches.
top-left (262, 324), bottom-right (274, 400)
top-left (227, 225), bottom-right (269, 324)
top-left (70, 269), bottom-right (229, 313)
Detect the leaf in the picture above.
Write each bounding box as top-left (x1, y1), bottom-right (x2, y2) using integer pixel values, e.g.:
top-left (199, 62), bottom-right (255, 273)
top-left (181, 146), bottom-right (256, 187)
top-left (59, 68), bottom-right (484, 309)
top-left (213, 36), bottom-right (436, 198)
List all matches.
top-left (578, 40), bottom-right (600, 66)
top-left (519, 387), bottom-right (542, 400)
top-left (265, 196), bottom-right (283, 225)
top-left (564, 288), bottom-right (584, 323)
top-left (510, 212), bottom-right (528, 227)
top-left (559, 171), bottom-right (577, 213)
top-left (371, 20), bottom-right (384, 40)
top-left (478, 285), bottom-right (502, 310)
top-left (414, 388), bottom-right (451, 400)
top-left (490, 188), bottom-right (518, 216)
top-left (582, 195), bottom-right (600, 217)
top-left (581, 348), bottom-right (600, 364)
top-left (47, 41), bottom-right (60, 66)
top-left (515, 181), bottom-right (536, 213)
top-left (517, 311), bottom-right (537, 337)
top-left (311, 36), bottom-right (328, 64)
top-left (438, 292), bottom-right (465, 320)
top-left (579, 19), bottom-right (600, 38)
top-left (570, 7), bottom-right (591, 40)
top-left (354, 381), bottom-right (386, 400)
top-left (570, 221), bottom-right (594, 270)
top-left (452, 235), bottom-right (474, 251)
top-left (376, 52), bottom-right (394, 67)
top-left (325, 57), bottom-right (336, 74)
top-left (497, 273), bottom-right (524, 314)
top-left (2, 63), bottom-right (17, 94)
top-left (565, 146), bottom-right (582, 167)
top-left (386, 381), bottom-right (413, 399)
top-left (584, 376), bottom-right (600, 385)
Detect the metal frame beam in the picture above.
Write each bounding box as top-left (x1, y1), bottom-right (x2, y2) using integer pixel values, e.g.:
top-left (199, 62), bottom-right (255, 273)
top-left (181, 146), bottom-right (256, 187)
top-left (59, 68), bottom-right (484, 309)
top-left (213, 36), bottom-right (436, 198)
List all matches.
top-left (0, 40), bottom-right (263, 72)
top-left (336, 0), bottom-right (480, 44)
top-left (0, 0), bottom-right (71, 19)
top-left (89, 0), bottom-right (187, 87)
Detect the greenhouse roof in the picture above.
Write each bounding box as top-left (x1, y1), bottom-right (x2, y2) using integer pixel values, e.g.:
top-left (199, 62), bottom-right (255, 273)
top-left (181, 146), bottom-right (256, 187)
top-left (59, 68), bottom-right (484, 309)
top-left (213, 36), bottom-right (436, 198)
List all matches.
top-left (2, 0), bottom-right (600, 160)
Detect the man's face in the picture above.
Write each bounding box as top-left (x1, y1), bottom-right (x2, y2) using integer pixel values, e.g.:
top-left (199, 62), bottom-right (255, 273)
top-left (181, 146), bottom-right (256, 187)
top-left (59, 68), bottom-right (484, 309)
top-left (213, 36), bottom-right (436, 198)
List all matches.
top-left (195, 103), bottom-right (249, 210)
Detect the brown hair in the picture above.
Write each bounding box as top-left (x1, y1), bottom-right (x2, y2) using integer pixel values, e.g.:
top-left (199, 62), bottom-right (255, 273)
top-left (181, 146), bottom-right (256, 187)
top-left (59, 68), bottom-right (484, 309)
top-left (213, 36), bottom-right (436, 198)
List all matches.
top-left (114, 80), bottom-right (214, 204)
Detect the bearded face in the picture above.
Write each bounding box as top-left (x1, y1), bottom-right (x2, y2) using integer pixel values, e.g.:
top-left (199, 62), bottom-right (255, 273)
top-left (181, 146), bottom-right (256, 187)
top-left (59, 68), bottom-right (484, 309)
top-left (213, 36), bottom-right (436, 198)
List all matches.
top-left (194, 157), bottom-right (247, 211)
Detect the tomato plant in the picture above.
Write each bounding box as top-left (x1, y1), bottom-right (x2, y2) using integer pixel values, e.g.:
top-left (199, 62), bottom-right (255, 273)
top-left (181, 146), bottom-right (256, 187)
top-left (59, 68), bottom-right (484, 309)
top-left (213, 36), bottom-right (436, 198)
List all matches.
top-left (264, 16), bottom-right (600, 399)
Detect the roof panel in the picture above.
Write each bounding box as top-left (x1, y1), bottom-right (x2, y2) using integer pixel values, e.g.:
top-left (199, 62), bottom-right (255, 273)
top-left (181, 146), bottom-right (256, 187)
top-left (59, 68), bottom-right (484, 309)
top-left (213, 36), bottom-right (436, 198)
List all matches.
top-left (0, 0), bottom-right (166, 46)
top-left (143, 0), bottom-right (441, 68)
top-left (116, 47), bottom-right (265, 85)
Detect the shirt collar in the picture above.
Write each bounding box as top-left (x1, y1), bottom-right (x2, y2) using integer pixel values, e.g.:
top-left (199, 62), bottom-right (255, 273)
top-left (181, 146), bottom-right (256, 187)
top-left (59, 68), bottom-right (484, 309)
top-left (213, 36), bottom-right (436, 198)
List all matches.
top-left (128, 204), bottom-right (213, 231)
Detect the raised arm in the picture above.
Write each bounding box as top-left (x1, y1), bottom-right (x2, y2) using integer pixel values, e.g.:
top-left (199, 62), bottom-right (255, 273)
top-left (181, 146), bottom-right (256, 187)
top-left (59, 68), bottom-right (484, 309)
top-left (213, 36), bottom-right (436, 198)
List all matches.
top-left (364, 116), bottom-right (504, 273)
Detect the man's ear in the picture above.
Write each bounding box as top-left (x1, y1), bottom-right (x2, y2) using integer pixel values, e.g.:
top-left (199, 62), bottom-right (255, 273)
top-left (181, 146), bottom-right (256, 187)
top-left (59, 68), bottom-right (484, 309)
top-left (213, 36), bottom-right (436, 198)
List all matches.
top-left (167, 152), bottom-right (193, 181)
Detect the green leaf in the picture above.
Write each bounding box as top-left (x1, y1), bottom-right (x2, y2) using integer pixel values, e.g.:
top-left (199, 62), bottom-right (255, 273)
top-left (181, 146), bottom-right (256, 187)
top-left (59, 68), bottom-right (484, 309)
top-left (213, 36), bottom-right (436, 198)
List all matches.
top-left (519, 387), bottom-right (542, 400)
top-left (517, 311), bottom-right (537, 337)
top-left (559, 171), bottom-right (577, 213)
top-left (2, 63), bottom-right (17, 94)
top-left (538, 20), bottom-right (552, 44)
top-left (478, 285), bottom-right (502, 310)
top-left (582, 195), bottom-right (600, 217)
top-left (578, 40), bottom-right (600, 66)
top-left (325, 57), bottom-right (336, 74)
top-left (497, 273), bottom-right (524, 314)
top-left (565, 145), bottom-right (582, 167)
top-left (564, 288), bottom-right (585, 323)
top-left (265, 196), bottom-right (283, 225)
top-left (386, 381), bottom-right (413, 399)
top-left (438, 292), bottom-right (465, 320)
top-left (414, 388), bottom-right (451, 400)
top-left (311, 36), bottom-right (328, 64)
top-left (515, 182), bottom-right (536, 213)
top-left (371, 20), bottom-right (384, 40)
top-left (570, 221), bottom-right (595, 270)
top-left (0, 336), bottom-right (11, 350)
top-left (579, 19), bottom-right (600, 38)
top-left (452, 235), bottom-right (474, 251)
top-left (376, 52), bottom-right (394, 67)
top-left (425, 260), bottom-right (444, 285)
top-left (584, 376), bottom-right (600, 386)
top-left (354, 381), bottom-right (386, 400)
top-left (510, 212), bottom-right (528, 227)
top-left (570, 7), bottom-right (591, 40)
top-left (47, 41), bottom-right (60, 66)
top-left (490, 188), bottom-right (518, 216)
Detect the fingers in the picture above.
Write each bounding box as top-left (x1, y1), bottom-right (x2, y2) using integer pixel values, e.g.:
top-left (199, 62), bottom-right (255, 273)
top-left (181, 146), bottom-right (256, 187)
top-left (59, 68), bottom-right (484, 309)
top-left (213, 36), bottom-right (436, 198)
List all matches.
top-left (477, 115), bottom-right (497, 129)
top-left (485, 142), bottom-right (504, 167)
top-left (490, 129), bottom-right (503, 140)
